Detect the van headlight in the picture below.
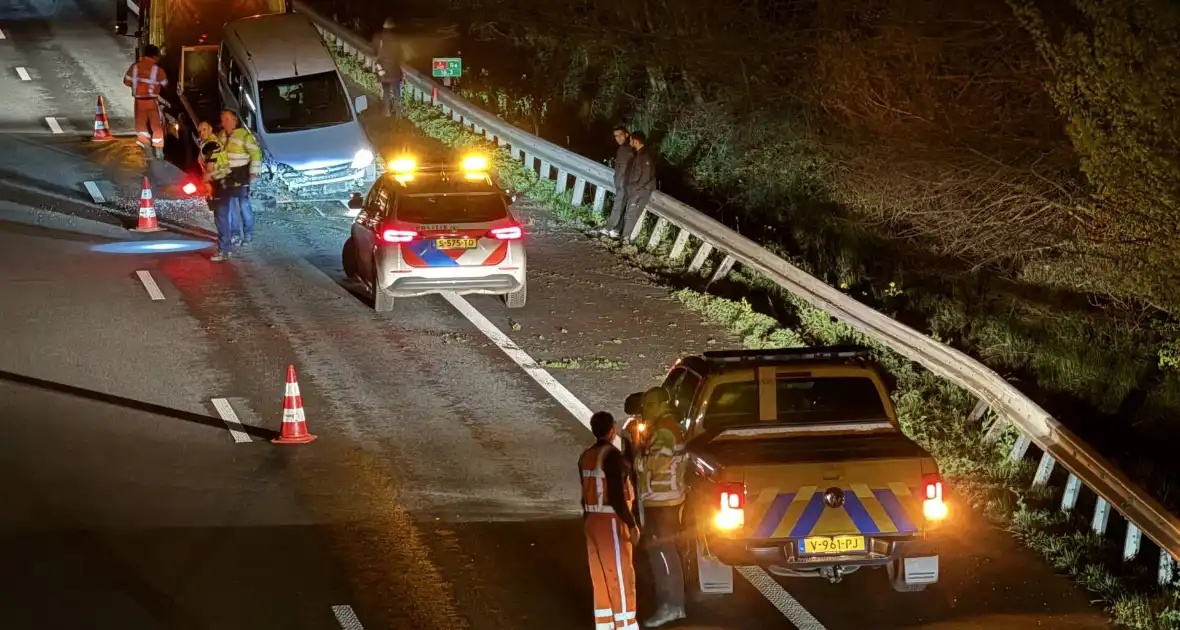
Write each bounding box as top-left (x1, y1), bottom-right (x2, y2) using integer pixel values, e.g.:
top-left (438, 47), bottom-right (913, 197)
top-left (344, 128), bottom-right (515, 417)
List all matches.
top-left (351, 149), bottom-right (374, 170)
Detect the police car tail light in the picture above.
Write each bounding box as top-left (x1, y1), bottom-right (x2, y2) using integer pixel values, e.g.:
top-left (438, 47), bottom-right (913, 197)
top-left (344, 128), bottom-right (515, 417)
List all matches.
top-left (922, 473), bottom-right (948, 520)
top-left (714, 482), bottom-right (746, 531)
top-left (489, 224), bottom-right (522, 240)
top-left (380, 228), bottom-right (418, 243)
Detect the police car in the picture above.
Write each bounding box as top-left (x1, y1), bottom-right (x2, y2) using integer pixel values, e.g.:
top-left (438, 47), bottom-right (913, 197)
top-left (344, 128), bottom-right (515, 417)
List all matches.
top-left (342, 154), bottom-right (527, 312)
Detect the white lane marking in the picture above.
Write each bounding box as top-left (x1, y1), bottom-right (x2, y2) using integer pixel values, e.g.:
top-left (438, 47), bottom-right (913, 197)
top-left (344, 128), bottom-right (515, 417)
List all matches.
top-left (127, 0), bottom-right (140, 16)
top-left (331, 605), bottom-right (364, 629)
top-left (737, 566), bottom-right (827, 629)
top-left (313, 206), bottom-right (327, 218)
top-left (441, 292), bottom-right (592, 429)
top-left (16, 67), bottom-right (30, 81)
top-left (83, 181), bottom-right (105, 203)
top-left (0, 29), bottom-right (6, 40)
top-left (211, 398), bottom-right (252, 443)
top-left (440, 291), bottom-right (826, 628)
top-left (45, 117), bottom-right (63, 134)
top-left (135, 270), bottom-right (165, 300)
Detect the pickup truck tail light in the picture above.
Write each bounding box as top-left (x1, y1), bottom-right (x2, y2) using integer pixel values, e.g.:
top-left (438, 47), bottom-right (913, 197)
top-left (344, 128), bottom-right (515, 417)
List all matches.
top-left (922, 473), bottom-right (948, 520)
top-left (489, 224), bottom-right (523, 241)
top-left (714, 482), bottom-right (746, 530)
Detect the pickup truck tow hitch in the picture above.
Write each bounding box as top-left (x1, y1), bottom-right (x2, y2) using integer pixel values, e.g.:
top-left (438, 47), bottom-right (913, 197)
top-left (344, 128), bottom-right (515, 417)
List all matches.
top-left (819, 566), bottom-right (846, 583)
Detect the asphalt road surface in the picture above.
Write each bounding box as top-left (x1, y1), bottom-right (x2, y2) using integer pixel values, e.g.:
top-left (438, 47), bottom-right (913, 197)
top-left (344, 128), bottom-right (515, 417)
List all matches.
top-left (0, 1), bottom-right (1118, 628)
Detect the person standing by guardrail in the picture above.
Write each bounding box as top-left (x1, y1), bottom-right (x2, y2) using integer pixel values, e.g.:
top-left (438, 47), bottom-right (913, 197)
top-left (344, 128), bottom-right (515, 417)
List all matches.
top-left (599, 125), bottom-right (634, 239)
top-left (622, 131), bottom-right (657, 240)
top-left (372, 18), bottom-right (404, 119)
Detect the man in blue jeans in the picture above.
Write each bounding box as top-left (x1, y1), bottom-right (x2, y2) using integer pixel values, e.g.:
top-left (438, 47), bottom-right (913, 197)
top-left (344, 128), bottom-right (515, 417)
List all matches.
top-left (372, 18), bottom-right (403, 118)
top-left (218, 109), bottom-right (261, 256)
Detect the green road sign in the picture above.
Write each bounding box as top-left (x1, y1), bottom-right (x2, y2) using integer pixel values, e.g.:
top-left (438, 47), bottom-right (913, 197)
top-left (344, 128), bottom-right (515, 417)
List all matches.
top-left (432, 57), bottom-right (462, 78)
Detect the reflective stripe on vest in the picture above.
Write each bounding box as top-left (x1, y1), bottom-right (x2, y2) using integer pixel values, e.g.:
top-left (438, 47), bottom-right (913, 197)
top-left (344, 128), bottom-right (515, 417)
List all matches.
top-left (125, 59), bottom-right (166, 98)
top-left (222, 128), bottom-right (262, 176)
top-left (639, 418), bottom-right (687, 506)
top-left (580, 442), bottom-right (632, 515)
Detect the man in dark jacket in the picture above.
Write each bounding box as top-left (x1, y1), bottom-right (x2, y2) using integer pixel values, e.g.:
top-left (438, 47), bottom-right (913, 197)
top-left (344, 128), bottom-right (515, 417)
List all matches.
top-left (372, 18), bottom-right (403, 117)
top-left (600, 125), bottom-right (634, 238)
top-left (622, 131), bottom-right (657, 240)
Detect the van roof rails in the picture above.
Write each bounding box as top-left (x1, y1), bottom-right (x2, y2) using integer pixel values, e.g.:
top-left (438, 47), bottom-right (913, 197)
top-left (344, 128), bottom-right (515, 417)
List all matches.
top-left (702, 345), bottom-right (871, 367)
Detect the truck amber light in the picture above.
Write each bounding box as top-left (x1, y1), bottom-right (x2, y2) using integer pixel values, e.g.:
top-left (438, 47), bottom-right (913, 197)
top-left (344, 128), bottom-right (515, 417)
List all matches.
top-left (714, 482), bottom-right (745, 530)
top-left (381, 229), bottom-right (418, 243)
top-left (181, 182), bottom-right (198, 195)
top-left (922, 474), bottom-right (948, 520)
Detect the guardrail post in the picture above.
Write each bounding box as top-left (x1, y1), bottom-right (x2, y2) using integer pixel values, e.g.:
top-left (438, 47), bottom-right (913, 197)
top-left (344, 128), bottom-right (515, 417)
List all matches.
top-left (965, 399), bottom-right (989, 425)
top-left (1007, 433), bottom-right (1031, 462)
top-left (555, 170), bottom-right (569, 194)
top-left (571, 178), bottom-right (586, 206)
top-left (626, 210), bottom-right (647, 242)
top-left (1123, 523), bottom-right (1141, 561)
top-left (983, 415), bottom-right (1008, 443)
top-left (514, 147), bottom-right (525, 162)
top-left (540, 161), bottom-right (551, 181)
top-left (669, 229), bottom-right (692, 260)
top-left (647, 217), bottom-right (669, 250)
top-left (688, 242), bottom-right (714, 273)
top-left (710, 255), bottom-right (736, 284)
top-left (1031, 452), bottom-right (1055, 487)
top-left (1061, 474), bottom-right (1082, 512)
top-left (523, 153), bottom-right (534, 173)
top-left (592, 187), bottom-right (607, 215)
top-left (1161, 551), bottom-right (1176, 586)
top-left (474, 124), bottom-right (485, 137)
top-left (1092, 497), bottom-right (1110, 535)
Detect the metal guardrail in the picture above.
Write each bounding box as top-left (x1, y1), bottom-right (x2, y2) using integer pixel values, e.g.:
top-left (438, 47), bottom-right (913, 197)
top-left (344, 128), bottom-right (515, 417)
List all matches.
top-left (293, 0), bottom-right (1180, 586)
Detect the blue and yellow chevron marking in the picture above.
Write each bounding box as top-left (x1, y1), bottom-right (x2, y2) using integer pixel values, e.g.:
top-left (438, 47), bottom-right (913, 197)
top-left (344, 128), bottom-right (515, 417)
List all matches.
top-left (751, 483), bottom-right (918, 538)
top-left (406, 241), bottom-right (459, 266)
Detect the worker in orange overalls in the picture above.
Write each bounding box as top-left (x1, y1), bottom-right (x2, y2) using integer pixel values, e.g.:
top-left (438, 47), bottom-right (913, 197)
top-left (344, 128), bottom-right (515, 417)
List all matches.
top-left (581, 411), bottom-right (640, 630)
top-left (123, 44), bottom-right (168, 159)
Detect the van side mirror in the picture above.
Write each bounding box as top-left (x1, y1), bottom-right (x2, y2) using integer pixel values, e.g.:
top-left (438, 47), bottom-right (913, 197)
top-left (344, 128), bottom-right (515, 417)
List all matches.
top-left (347, 193), bottom-right (364, 209)
top-left (354, 95), bottom-right (368, 113)
top-left (624, 392), bottom-right (643, 415)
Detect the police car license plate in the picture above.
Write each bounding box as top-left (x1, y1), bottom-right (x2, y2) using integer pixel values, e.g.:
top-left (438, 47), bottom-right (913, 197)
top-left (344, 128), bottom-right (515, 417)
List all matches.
top-left (436, 238), bottom-right (477, 250)
top-left (798, 535), bottom-right (866, 555)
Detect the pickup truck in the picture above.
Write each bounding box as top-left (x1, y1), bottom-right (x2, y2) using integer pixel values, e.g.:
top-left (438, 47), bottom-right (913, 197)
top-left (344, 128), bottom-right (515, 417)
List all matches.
top-left (637, 346), bottom-right (948, 596)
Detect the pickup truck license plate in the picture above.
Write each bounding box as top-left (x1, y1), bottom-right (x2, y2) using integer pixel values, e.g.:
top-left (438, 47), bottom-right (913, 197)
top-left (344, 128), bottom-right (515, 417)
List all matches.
top-left (436, 238), bottom-right (477, 250)
top-left (798, 535), bottom-right (866, 555)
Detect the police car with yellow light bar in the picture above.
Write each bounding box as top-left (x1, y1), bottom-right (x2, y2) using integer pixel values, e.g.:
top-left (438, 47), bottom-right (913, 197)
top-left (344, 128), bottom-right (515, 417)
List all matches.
top-left (342, 153), bottom-right (527, 312)
top-left (632, 346), bottom-right (949, 596)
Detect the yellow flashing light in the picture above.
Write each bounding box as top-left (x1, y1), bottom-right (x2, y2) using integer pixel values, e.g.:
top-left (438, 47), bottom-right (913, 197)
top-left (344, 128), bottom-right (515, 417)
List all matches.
top-left (461, 155), bottom-right (488, 172)
top-left (389, 156), bottom-right (416, 174)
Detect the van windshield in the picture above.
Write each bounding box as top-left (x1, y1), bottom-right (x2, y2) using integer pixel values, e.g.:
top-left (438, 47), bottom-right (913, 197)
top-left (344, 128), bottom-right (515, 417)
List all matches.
top-left (258, 71), bottom-right (352, 133)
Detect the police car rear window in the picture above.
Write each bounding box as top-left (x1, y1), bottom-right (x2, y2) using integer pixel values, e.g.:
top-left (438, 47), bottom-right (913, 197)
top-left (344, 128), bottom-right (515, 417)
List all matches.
top-left (397, 193), bottom-right (507, 224)
top-left (703, 377), bottom-right (888, 429)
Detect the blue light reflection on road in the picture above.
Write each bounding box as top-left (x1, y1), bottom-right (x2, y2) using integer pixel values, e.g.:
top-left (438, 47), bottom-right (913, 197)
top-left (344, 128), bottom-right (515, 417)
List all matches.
top-left (91, 240), bottom-right (213, 254)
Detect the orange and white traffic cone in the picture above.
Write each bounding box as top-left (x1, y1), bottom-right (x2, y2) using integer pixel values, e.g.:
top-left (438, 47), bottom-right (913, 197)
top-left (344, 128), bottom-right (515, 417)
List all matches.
top-left (92, 96), bottom-right (114, 142)
top-left (273, 365), bottom-right (317, 444)
top-left (131, 176), bottom-right (163, 232)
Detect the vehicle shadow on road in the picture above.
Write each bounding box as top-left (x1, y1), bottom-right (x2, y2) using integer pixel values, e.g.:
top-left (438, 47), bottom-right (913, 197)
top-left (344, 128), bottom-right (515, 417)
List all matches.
top-left (0, 369), bottom-right (278, 441)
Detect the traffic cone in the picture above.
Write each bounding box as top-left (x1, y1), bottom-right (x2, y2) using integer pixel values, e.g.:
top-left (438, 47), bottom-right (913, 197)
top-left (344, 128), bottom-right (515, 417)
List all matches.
top-left (91, 96), bottom-right (114, 142)
top-left (131, 176), bottom-right (163, 232)
top-left (273, 365), bottom-right (317, 444)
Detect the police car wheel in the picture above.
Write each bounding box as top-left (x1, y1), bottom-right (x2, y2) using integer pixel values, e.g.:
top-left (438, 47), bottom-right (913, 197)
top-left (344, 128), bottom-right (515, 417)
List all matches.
top-left (503, 278), bottom-right (527, 308)
top-left (371, 261), bottom-right (394, 312)
top-left (342, 238), bottom-right (359, 280)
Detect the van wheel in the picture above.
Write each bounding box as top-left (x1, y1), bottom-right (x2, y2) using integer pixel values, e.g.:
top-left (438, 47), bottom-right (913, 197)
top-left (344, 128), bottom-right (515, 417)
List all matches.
top-left (887, 558), bottom-right (929, 593)
top-left (342, 238), bottom-right (359, 280)
top-left (503, 279), bottom-right (527, 308)
top-left (371, 261), bottom-right (394, 312)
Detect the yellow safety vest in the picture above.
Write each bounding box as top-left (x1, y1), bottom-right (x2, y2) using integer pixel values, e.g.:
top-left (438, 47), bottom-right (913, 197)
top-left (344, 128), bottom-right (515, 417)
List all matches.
top-left (219, 127), bottom-right (262, 178)
top-left (637, 413), bottom-right (687, 507)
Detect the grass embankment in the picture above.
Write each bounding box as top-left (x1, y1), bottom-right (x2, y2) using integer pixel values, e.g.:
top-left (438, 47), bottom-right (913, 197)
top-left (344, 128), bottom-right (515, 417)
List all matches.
top-left (330, 51), bottom-right (1180, 627)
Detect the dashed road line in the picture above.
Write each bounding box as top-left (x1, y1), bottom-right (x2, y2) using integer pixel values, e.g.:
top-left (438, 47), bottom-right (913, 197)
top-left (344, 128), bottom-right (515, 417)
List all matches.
top-left (83, 181), bottom-right (105, 203)
top-left (135, 270), bottom-right (165, 300)
top-left (211, 398), bottom-right (252, 443)
top-left (0, 29), bottom-right (6, 40)
top-left (331, 605), bottom-right (364, 629)
top-left (440, 290), bottom-right (826, 628)
top-left (45, 117), bottom-right (63, 134)
top-left (16, 67), bottom-right (30, 81)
